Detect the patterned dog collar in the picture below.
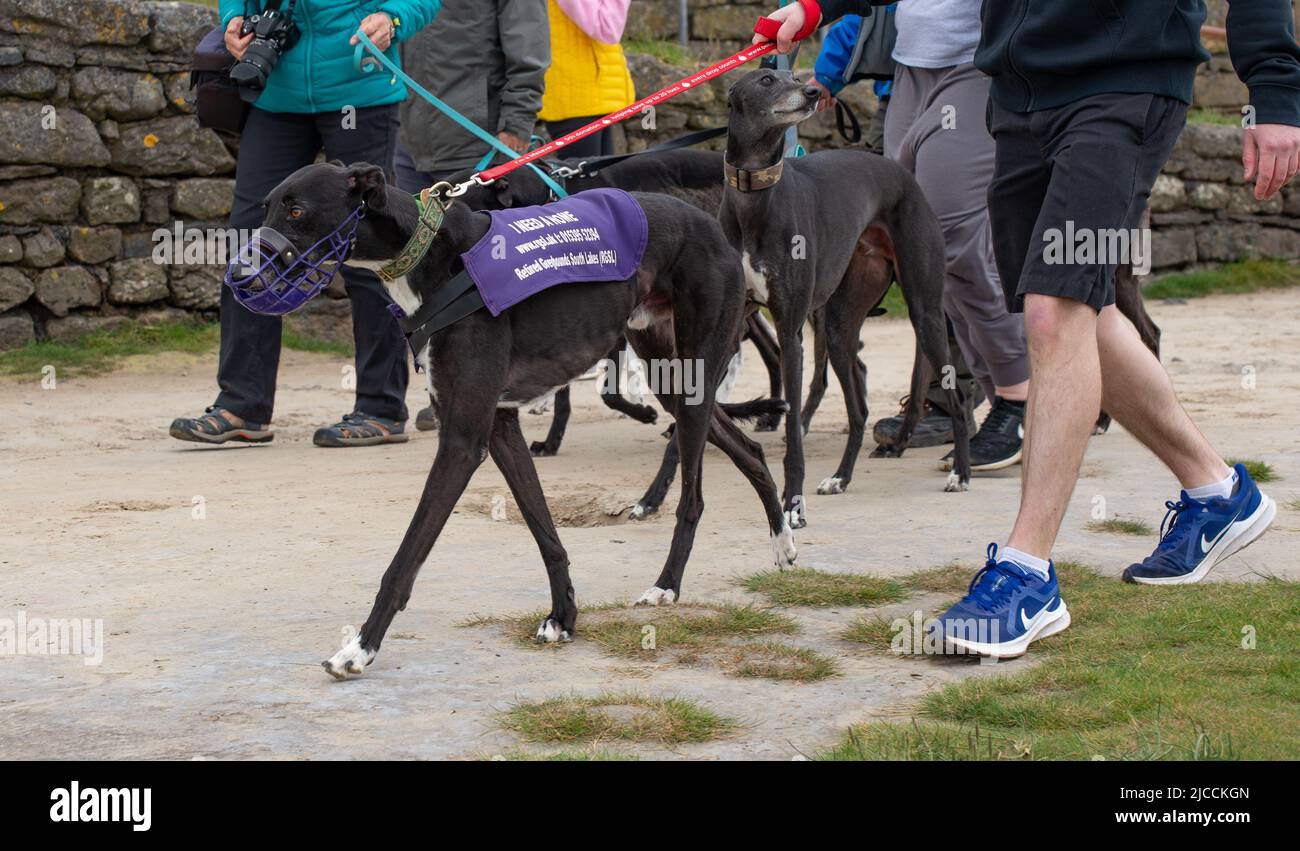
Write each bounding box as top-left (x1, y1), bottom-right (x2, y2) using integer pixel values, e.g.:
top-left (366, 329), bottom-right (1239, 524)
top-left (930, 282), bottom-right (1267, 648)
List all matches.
top-left (376, 187), bottom-right (448, 282)
top-left (724, 158), bottom-right (784, 192)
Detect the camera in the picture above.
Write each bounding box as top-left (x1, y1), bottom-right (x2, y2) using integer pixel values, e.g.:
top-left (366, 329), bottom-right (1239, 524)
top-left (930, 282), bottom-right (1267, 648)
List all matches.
top-left (228, 0), bottom-right (300, 100)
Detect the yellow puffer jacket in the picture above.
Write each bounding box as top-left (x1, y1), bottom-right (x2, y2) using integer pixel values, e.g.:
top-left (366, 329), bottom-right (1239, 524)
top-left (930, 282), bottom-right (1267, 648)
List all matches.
top-left (539, 0), bottom-right (635, 121)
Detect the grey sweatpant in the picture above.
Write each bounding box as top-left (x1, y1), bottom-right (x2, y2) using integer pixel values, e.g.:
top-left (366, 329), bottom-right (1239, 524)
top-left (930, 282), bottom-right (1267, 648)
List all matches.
top-left (884, 62), bottom-right (1029, 401)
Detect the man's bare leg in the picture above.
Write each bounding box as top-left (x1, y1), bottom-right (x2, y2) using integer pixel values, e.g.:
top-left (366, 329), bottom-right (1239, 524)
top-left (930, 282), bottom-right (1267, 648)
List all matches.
top-left (1005, 294), bottom-right (1102, 558)
top-left (1094, 305), bottom-right (1230, 489)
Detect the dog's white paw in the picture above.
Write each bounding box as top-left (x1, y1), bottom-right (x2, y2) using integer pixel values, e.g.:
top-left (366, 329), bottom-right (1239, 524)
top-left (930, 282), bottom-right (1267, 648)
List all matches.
top-left (628, 503), bottom-right (649, 521)
top-left (322, 633), bottom-right (376, 680)
top-left (535, 617), bottom-right (572, 644)
top-left (770, 522), bottom-right (798, 569)
top-left (784, 495), bottom-right (806, 529)
top-left (944, 471), bottom-right (969, 493)
top-left (635, 586), bottom-right (676, 606)
top-left (817, 476), bottom-right (845, 495)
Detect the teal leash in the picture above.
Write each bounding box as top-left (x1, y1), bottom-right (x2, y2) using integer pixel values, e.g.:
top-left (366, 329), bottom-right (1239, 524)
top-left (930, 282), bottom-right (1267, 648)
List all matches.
top-left (353, 32), bottom-right (568, 198)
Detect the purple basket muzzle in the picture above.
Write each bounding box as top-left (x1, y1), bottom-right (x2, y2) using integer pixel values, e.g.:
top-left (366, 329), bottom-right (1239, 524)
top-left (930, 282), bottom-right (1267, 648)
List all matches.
top-left (224, 206), bottom-right (365, 315)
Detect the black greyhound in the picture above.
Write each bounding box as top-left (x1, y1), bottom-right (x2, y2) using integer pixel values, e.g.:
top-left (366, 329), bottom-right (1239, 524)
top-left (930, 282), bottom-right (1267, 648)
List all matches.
top-left (445, 148), bottom-right (789, 454)
top-left (273, 163), bottom-right (798, 678)
top-left (721, 69), bottom-right (972, 529)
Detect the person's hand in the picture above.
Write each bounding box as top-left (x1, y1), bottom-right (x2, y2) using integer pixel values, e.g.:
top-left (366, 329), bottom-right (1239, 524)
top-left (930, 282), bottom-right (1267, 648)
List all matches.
top-left (808, 78), bottom-right (836, 112)
top-left (498, 131), bottom-right (528, 153)
top-left (225, 16), bottom-right (253, 60)
top-left (752, 4), bottom-right (807, 54)
top-left (351, 12), bottom-right (396, 51)
top-left (1243, 123), bottom-right (1300, 200)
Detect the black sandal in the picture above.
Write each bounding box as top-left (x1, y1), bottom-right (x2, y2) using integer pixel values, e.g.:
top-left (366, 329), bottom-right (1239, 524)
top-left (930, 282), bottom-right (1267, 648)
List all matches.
top-left (312, 412), bottom-right (409, 447)
top-left (169, 406), bottom-right (273, 445)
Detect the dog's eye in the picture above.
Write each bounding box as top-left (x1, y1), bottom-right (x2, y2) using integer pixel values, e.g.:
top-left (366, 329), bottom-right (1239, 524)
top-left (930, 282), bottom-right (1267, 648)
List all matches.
top-left (288, 206), bottom-right (305, 220)
top-left (761, 74), bottom-right (774, 86)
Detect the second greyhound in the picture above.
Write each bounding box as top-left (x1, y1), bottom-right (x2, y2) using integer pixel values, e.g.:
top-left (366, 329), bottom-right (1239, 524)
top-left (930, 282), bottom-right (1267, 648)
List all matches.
top-left (721, 69), bottom-right (972, 528)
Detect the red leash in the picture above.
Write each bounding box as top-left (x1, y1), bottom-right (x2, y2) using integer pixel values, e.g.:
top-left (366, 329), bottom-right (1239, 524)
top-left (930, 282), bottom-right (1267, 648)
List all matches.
top-left (444, 7), bottom-right (819, 195)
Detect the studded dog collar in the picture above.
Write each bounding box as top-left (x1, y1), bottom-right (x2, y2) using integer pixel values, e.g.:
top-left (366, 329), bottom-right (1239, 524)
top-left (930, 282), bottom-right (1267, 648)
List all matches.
top-left (724, 158), bottom-right (784, 192)
top-left (376, 186), bottom-right (448, 283)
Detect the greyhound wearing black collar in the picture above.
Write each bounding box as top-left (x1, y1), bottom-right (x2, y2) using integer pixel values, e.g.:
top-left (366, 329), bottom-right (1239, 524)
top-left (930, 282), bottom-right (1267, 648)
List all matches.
top-left (255, 163), bottom-right (797, 679)
top-left (721, 69), bottom-right (972, 529)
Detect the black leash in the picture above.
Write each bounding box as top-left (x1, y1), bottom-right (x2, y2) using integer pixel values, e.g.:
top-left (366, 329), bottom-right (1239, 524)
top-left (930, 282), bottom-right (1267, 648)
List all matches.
top-left (835, 101), bottom-right (862, 145)
top-left (561, 126), bottom-right (728, 178)
top-left (390, 269), bottom-right (485, 369)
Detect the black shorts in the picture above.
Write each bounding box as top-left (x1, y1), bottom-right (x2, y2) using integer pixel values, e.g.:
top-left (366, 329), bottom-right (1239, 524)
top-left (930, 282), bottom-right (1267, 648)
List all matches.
top-left (986, 93), bottom-right (1187, 313)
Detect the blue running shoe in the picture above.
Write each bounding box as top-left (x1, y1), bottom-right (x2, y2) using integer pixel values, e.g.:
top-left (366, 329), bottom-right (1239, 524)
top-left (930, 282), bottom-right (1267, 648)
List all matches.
top-left (1123, 463), bottom-right (1276, 585)
top-left (933, 544), bottom-right (1071, 659)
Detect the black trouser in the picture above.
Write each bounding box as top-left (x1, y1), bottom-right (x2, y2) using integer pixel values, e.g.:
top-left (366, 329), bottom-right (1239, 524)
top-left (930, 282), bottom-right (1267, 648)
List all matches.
top-left (545, 115), bottom-right (613, 158)
top-left (393, 146), bottom-right (458, 195)
top-left (216, 104), bottom-right (408, 425)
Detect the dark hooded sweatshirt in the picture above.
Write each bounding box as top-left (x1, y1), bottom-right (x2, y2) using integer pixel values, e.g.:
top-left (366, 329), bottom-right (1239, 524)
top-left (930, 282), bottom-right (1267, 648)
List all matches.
top-left (815, 0), bottom-right (1300, 125)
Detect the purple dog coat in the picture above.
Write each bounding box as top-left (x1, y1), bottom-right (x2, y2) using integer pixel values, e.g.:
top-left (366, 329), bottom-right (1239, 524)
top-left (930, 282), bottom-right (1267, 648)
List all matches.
top-left (460, 188), bottom-right (648, 316)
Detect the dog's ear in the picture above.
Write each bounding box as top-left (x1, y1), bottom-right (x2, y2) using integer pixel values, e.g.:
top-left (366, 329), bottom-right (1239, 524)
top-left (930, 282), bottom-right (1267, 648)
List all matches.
top-left (492, 176), bottom-right (513, 209)
top-left (345, 163), bottom-right (389, 209)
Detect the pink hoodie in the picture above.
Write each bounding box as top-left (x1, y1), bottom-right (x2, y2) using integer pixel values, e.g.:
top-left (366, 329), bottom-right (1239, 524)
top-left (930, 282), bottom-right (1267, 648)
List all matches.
top-left (554, 0), bottom-right (630, 45)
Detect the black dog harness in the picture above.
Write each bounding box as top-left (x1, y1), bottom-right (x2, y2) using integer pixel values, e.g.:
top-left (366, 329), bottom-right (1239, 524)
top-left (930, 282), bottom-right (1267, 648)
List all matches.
top-left (387, 269), bottom-right (484, 368)
top-left (376, 188), bottom-right (485, 369)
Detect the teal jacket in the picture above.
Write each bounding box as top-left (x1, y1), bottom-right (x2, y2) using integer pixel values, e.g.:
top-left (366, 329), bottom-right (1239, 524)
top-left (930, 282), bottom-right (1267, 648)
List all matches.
top-left (219, 0), bottom-right (440, 114)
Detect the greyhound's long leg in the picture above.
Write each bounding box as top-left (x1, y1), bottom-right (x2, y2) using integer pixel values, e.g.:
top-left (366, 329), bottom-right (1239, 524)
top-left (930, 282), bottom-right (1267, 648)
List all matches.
top-left (707, 408), bottom-right (797, 569)
top-left (639, 394), bottom-right (710, 603)
top-left (912, 312), bottom-right (971, 491)
top-left (630, 424), bottom-right (678, 520)
top-left (323, 399), bottom-right (494, 679)
top-left (530, 385), bottom-right (571, 457)
top-left (490, 408), bottom-right (577, 642)
top-left (821, 307), bottom-right (868, 495)
top-left (776, 318), bottom-right (808, 528)
top-left (872, 339), bottom-right (926, 458)
top-left (599, 341), bottom-right (659, 424)
top-left (744, 313), bottom-right (784, 432)
top-left (801, 311), bottom-right (831, 435)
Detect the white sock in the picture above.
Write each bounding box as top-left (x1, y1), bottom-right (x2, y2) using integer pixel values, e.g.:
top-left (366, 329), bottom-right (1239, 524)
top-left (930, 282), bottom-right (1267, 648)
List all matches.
top-left (1000, 546), bottom-right (1051, 580)
top-left (1186, 470), bottom-right (1237, 502)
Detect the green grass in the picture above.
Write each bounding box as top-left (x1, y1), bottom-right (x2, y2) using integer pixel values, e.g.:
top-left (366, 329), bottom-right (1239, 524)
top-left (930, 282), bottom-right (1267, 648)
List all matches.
top-left (872, 282), bottom-right (909, 320)
top-left (489, 749), bottom-right (639, 761)
top-left (740, 567), bottom-right (907, 607)
top-left (1225, 458), bottom-right (1278, 483)
top-left (1085, 517), bottom-right (1155, 536)
top-left (825, 561), bottom-right (1300, 759)
top-left (1187, 107), bottom-right (1240, 127)
top-left (1143, 259), bottom-right (1300, 300)
top-left (501, 693), bottom-right (736, 745)
top-left (625, 38), bottom-right (693, 67)
top-left (463, 601), bottom-right (840, 681)
top-left (0, 319), bottom-right (353, 378)
top-left (281, 327), bottom-right (355, 357)
top-left (730, 640), bottom-right (840, 682)
top-left (903, 563), bottom-right (974, 594)
top-left (840, 613), bottom-right (899, 648)
top-left (581, 604), bottom-right (798, 659)
top-left (0, 319), bottom-right (219, 377)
